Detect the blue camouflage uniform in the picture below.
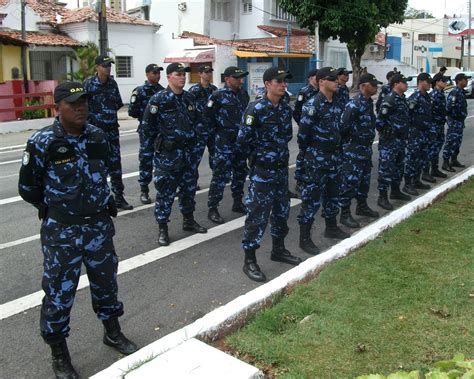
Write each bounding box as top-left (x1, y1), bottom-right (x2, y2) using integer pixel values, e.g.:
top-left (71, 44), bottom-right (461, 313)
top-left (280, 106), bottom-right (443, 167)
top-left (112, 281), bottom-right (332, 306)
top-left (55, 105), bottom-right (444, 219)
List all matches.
top-left (128, 81), bottom-right (165, 191)
top-left (18, 119), bottom-right (123, 344)
top-left (293, 84), bottom-right (319, 185)
top-left (188, 82), bottom-right (218, 172)
top-left (375, 83), bottom-right (391, 113)
top-left (237, 96), bottom-right (293, 251)
top-left (376, 91), bottom-right (410, 192)
top-left (428, 87), bottom-right (447, 169)
top-left (443, 87), bottom-right (467, 160)
top-left (339, 93), bottom-right (376, 208)
top-left (336, 84), bottom-right (350, 107)
top-left (405, 89), bottom-right (432, 180)
top-left (205, 86), bottom-right (250, 208)
top-left (83, 74), bottom-right (125, 195)
top-left (140, 87), bottom-right (198, 223)
top-left (297, 92), bottom-right (343, 225)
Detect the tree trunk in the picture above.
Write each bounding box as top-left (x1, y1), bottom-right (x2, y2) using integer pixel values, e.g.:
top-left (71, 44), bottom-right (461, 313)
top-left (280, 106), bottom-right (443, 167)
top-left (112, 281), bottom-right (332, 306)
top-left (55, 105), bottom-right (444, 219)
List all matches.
top-left (347, 47), bottom-right (362, 90)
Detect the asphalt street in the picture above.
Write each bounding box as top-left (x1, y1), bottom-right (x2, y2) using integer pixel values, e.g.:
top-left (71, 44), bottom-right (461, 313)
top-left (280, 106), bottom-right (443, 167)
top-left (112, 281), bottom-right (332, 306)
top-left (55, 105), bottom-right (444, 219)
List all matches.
top-left (1, 103), bottom-right (473, 378)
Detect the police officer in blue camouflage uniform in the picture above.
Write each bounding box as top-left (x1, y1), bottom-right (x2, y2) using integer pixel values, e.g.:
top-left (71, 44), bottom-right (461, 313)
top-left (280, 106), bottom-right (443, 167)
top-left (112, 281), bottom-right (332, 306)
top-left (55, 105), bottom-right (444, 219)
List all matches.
top-left (188, 64), bottom-right (218, 187)
top-left (427, 73), bottom-right (449, 178)
top-left (83, 55), bottom-right (133, 210)
top-left (297, 67), bottom-right (350, 256)
top-left (18, 82), bottom-right (137, 379)
top-left (293, 68), bottom-right (319, 194)
top-left (237, 67), bottom-right (302, 282)
top-left (335, 67), bottom-right (352, 106)
top-left (140, 63), bottom-right (207, 246)
top-left (339, 73), bottom-right (381, 229)
top-left (442, 72), bottom-right (469, 171)
top-left (376, 73), bottom-right (412, 210)
top-left (128, 63), bottom-right (165, 204)
top-left (375, 71), bottom-right (395, 114)
top-left (403, 72), bottom-right (433, 196)
top-left (206, 66), bottom-right (250, 224)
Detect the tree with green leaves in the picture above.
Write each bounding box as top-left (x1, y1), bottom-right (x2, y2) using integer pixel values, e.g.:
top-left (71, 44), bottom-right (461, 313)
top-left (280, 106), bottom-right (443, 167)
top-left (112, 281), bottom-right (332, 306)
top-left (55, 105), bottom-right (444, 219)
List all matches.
top-left (67, 41), bottom-right (100, 82)
top-left (278, 0), bottom-right (408, 87)
top-left (405, 6), bottom-right (434, 19)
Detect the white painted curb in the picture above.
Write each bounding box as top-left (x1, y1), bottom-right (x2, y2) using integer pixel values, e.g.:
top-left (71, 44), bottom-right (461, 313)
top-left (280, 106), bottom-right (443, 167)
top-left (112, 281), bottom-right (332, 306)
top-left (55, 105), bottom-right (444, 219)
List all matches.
top-left (92, 167), bottom-right (474, 379)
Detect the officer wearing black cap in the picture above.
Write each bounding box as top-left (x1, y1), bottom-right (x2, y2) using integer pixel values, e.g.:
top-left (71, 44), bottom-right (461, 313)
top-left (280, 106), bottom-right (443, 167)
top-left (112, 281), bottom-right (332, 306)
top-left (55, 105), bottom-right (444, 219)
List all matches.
top-left (335, 67), bottom-right (352, 106)
top-left (18, 81), bottom-right (138, 378)
top-left (293, 68), bottom-right (319, 194)
top-left (442, 72), bottom-right (469, 171)
top-left (188, 64), bottom-right (218, 187)
top-left (403, 72), bottom-right (434, 196)
top-left (83, 55), bottom-right (133, 211)
top-left (339, 73), bottom-right (382, 229)
top-left (376, 73), bottom-right (411, 210)
top-left (427, 73), bottom-right (449, 178)
top-left (376, 70), bottom-right (396, 113)
top-left (141, 63), bottom-right (207, 246)
top-left (297, 67), bottom-right (350, 256)
top-left (129, 63), bottom-right (165, 204)
top-left (206, 66), bottom-right (250, 224)
top-left (237, 67), bottom-right (301, 282)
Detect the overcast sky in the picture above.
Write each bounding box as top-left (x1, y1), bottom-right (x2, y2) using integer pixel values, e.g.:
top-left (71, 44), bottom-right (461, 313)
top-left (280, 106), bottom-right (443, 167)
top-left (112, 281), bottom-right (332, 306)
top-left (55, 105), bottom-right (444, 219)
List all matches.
top-left (65, 0), bottom-right (470, 18)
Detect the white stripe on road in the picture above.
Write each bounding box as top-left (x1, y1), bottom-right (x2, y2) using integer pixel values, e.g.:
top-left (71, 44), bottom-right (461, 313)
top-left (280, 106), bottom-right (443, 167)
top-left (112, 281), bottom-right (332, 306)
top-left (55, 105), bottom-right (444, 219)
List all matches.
top-left (0, 198), bottom-right (301, 320)
top-left (0, 144), bottom-right (27, 151)
top-left (0, 173), bottom-right (19, 179)
top-left (0, 149), bottom-right (24, 155)
top-left (0, 159), bottom-right (21, 166)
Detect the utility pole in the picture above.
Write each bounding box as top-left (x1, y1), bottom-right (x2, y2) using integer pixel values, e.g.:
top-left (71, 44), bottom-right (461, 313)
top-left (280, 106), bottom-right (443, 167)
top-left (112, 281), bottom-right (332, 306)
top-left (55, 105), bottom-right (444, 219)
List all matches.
top-left (469, 0), bottom-right (472, 70)
top-left (20, 0), bottom-right (28, 93)
top-left (314, 21), bottom-right (320, 69)
top-left (98, 0), bottom-right (108, 56)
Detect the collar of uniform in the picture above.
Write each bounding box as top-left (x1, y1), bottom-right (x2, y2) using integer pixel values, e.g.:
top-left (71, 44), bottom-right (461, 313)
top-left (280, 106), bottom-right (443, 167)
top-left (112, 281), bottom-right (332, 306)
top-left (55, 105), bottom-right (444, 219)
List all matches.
top-left (53, 118), bottom-right (89, 137)
top-left (317, 91), bottom-right (332, 104)
top-left (224, 85), bottom-right (240, 94)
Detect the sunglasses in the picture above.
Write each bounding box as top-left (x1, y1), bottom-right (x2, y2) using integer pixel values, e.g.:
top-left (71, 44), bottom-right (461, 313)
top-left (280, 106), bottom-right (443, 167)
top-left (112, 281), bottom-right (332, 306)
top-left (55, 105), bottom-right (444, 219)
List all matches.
top-left (322, 77), bottom-right (337, 81)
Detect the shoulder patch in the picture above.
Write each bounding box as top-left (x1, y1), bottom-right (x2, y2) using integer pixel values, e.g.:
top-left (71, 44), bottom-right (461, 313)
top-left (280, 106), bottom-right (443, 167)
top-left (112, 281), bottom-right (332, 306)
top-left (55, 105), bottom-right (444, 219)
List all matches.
top-left (207, 99), bottom-right (214, 108)
top-left (381, 107), bottom-right (389, 115)
top-left (130, 95), bottom-right (137, 103)
top-left (22, 151), bottom-right (30, 166)
top-left (451, 95), bottom-right (456, 103)
top-left (245, 115), bottom-right (254, 125)
top-left (150, 105), bottom-right (158, 114)
top-left (188, 104), bottom-right (194, 111)
top-left (307, 106), bottom-right (315, 116)
top-left (408, 101), bottom-right (416, 110)
top-left (297, 94), bottom-right (304, 102)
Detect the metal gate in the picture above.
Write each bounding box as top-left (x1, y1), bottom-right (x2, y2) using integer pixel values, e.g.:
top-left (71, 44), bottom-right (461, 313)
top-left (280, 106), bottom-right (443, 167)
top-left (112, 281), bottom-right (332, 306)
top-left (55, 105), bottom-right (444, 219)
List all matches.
top-left (29, 51), bottom-right (68, 81)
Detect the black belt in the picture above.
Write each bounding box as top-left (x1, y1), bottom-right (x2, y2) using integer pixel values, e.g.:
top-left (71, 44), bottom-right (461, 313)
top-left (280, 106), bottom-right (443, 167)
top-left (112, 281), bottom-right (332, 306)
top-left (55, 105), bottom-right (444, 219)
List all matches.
top-left (161, 139), bottom-right (194, 150)
top-left (308, 140), bottom-right (339, 153)
top-left (47, 208), bottom-right (110, 224)
top-left (255, 160), bottom-right (288, 169)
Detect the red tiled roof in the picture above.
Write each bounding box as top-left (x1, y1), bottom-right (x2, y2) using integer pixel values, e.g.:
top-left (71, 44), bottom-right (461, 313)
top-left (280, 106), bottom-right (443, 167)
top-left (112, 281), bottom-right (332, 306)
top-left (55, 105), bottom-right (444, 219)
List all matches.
top-left (257, 25), bottom-right (308, 37)
top-left (61, 6), bottom-right (159, 27)
top-left (0, 31), bottom-right (83, 47)
top-left (180, 31), bottom-right (313, 54)
top-left (0, 32), bottom-right (28, 45)
top-left (26, 0), bottom-right (68, 26)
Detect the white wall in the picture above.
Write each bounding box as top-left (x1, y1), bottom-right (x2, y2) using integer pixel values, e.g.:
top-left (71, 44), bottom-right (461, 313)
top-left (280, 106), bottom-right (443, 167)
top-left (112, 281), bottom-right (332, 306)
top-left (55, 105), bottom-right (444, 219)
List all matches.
top-left (1, 0), bottom-right (45, 31)
top-left (212, 45), bottom-right (238, 87)
top-left (238, 0), bottom-right (266, 39)
top-left (209, 20), bottom-right (233, 40)
top-left (150, 0), bottom-right (206, 36)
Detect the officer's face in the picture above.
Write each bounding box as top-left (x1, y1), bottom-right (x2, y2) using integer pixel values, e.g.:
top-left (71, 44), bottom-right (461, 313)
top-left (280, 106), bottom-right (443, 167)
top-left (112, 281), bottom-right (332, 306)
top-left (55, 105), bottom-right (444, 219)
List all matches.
top-left (394, 81), bottom-right (408, 93)
top-left (147, 70), bottom-right (161, 84)
top-left (265, 78), bottom-right (287, 97)
top-left (457, 78), bottom-right (467, 89)
top-left (97, 63), bottom-right (112, 77)
top-left (363, 83), bottom-right (378, 97)
top-left (338, 74), bottom-right (349, 84)
top-left (226, 76), bottom-right (244, 91)
top-left (200, 71), bottom-right (213, 82)
top-left (55, 97), bottom-right (88, 132)
top-left (319, 77), bottom-right (338, 93)
top-left (418, 79), bottom-right (431, 92)
top-left (437, 80), bottom-right (447, 90)
top-left (167, 71), bottom-right (186, 89)
top-left (308, 75), bottom-right (318, 87)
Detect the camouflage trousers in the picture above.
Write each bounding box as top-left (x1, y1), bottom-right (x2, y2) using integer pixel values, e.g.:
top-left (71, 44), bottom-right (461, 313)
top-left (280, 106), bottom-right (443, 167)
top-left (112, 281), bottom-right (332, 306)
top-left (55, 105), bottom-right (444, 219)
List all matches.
top-left (40, 216), bottom-right (123, 344)
top-left (405, 128), bottom-right (430, 179)
top-left (425, 122), bottom-right (445, 170)
top-left (339, 156), bottom-right (372, 209)
top-left (443, 119), bottom-right (464, 160)
top-left (104, 128), bottom-right (125, 195)
top-left (377, 137), bottom-right (406, 192)
top-left (137, 127), bottom-right (154, 190)
top-left (294, 148), bottom-right (305, 184)
top-left (242, 168), bottom-right (290, 251)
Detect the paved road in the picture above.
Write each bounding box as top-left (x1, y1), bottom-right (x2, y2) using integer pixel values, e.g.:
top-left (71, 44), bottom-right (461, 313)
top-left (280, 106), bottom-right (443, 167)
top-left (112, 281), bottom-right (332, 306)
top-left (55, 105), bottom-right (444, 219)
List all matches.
top-left (1, 105), bottom-right (473, 378)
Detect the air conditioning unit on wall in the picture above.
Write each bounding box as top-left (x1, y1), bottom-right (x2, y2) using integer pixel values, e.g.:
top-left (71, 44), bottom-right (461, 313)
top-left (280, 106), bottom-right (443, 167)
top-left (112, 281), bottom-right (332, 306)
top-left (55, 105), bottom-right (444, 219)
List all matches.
top-left (369, 45), bottom-right (379, 53)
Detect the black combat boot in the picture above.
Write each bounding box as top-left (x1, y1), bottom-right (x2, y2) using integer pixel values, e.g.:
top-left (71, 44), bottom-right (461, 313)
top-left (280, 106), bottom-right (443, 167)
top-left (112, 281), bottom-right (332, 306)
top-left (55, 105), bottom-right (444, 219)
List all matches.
top-left (102, 318), bottom-right (138, 355)
top-left (50, 340), bottom-right (80, 379)
top-left (208, 207), bottom-right (225, 224)
top-left (442, 158), bottom-right (456, 172)
top-left (413, 175), bottom-right (431, 190)
top-left (139, 187), bottom-right (151, 205)
top-left (182, 213), bottom-right (207, 233)
top-left (115, 193), bottom-right (133, 211)
top-left (377, 191), bottom-right (393, 210)
top-left (270, 237), bottom-right (302, 265)
top-left (243, 249), bottom-right (266, 282)
top-left (324, 217), bottom-right (350, 240)
top-left (421, 170), bottom-right (436, 183)
top-left (231, 198), bottom-right (246, 214)
top-left (391, 184), bottom-right (413, 201)
top-left (431, 165), bottom-right (447, 178)
top-left (158, 223), bottom-right (170, 246)
top-left (451, 155), bottom-right (466, 168)
top-left (402, 177), bottom-right (419, 196)
top-left (355, 199), bottom-right (379, 218)
top-left (299, 223), bottom-right (320, 255)
top-left (340, 206), bottom-right (360, 228)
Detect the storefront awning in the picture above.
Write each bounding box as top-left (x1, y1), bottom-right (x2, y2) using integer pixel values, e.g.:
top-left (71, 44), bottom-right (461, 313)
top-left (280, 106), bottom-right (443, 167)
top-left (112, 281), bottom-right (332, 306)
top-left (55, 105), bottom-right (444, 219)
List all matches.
top-left (234, 50), bottom-right (313, 58)
top-left (164, 49), bottom-right (215, 63)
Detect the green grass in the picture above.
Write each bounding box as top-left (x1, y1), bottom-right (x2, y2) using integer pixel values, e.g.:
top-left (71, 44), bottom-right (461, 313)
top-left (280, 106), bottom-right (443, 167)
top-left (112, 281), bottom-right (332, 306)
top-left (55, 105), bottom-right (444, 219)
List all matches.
top-left (226, 179), bottom-right (474, 379)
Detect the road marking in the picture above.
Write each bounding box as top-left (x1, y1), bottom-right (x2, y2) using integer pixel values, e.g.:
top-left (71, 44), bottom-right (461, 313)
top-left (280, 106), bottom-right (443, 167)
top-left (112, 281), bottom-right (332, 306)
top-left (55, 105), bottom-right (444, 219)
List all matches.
top-left (0, 199), bottom-right (301, 320)
top-left (0, 173), bottom-right (19, 179)
top-left (0, 159), bottom-right (21, 166)
top-left (0, 144), bottom-right (27, 151)
top-left (0, 148), bottom-right (25, 155)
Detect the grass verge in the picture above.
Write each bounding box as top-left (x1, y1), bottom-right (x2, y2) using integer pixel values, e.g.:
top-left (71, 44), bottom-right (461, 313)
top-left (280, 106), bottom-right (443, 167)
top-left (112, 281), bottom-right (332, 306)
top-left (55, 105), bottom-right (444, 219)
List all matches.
top-left (225, 178), bottom-right (474, 378)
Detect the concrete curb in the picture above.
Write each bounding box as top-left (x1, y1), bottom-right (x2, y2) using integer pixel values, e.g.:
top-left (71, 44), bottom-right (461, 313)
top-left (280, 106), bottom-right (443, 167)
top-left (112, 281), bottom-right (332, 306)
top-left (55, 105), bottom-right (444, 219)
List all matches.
top-left (92, 166), bottom-right (474, 379)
